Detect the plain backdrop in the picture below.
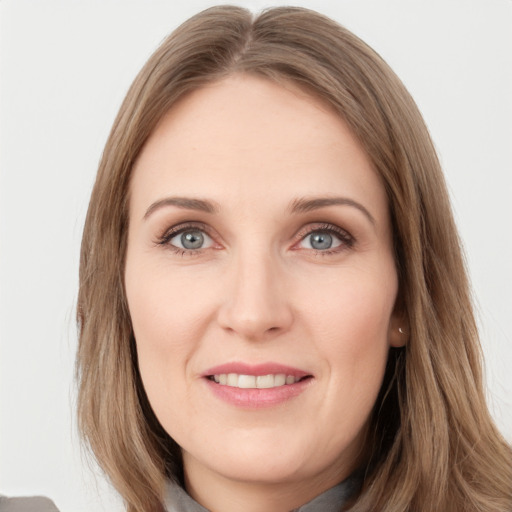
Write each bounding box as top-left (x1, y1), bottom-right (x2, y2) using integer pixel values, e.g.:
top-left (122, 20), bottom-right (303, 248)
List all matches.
top-left (1, 1), bottom-right (511, 511)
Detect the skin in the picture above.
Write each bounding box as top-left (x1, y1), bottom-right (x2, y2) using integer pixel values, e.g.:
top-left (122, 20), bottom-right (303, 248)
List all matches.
top-left (125, 74), bottom-right (405, 512)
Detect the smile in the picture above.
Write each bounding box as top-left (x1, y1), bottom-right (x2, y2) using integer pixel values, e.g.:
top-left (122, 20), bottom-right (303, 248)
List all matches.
top-left (202, 363), bottom-right (313, 408)
top-left (209, 373), bottom-right (304, 388)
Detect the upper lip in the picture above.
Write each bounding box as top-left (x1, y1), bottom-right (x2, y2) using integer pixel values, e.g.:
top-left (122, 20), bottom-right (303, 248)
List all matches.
top-left (202, 362), bottom-right (312, 379)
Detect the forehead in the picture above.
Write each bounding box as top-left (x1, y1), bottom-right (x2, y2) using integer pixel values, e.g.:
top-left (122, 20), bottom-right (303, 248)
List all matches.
top-left (130, 74), bottom-right (388, 221)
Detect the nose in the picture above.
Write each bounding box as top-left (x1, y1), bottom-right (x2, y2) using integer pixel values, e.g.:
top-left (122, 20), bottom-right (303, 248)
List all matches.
top-left (217, 249), bottom-right (294, 341)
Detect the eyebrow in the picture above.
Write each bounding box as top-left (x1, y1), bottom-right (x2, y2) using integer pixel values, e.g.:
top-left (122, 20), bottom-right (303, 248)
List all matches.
top-left (143, 196), bottom-right (220, 219)
top-left (289, 196), bottom-right (376, 225)
top-left (143, 195), bottom-right (376, 225)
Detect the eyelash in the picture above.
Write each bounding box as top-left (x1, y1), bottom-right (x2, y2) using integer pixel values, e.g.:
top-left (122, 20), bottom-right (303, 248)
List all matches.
top-left (155, 222), bottom-right (213, 257)
top-left (295, 223), bottom-right (355, 255)
top-left (155, 221), bottom-right (355, 257)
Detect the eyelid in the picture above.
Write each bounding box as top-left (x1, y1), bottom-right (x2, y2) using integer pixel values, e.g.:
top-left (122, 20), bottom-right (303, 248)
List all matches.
top-left (158, 221), bottom-right (209, 238)
top-left (155, 221), bottom-right (354, 255)
top-left (170, 228), bottom-right (214, 250)
top-left (155, 221), bottom-right (218, 251)
top-left (292, 222), bottom-right (355, 251)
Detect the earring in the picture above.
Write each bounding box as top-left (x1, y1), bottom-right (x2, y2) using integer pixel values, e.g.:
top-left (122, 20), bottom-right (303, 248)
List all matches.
top-left (398, 327), bottom-right (406, 335)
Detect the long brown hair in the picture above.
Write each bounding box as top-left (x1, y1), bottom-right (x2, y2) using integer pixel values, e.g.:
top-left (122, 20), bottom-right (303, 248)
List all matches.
top-left (76, 6), bottom-right (512, 511)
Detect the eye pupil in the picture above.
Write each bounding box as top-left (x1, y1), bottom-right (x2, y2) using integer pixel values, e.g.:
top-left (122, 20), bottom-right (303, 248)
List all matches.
top-left (181, 231), bottom-right (204, 249)
top-left (310, 232), bottom-right (333, 250)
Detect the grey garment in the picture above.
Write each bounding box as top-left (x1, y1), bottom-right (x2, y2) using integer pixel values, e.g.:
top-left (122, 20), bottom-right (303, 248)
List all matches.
top-left (164, 475), bottom-right (360, 512)
top-left (0, 496), bottom-right (60, 512)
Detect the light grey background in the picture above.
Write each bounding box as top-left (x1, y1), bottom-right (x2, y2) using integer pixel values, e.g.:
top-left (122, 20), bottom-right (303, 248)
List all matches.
top-left (1, 1), bottom-right (511, 510)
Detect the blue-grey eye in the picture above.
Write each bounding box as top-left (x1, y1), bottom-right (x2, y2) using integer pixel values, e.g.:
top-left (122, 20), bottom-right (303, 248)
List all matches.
top-left (170, 229), bottom-right (213, 250)
top-left (310, 232), bottom-right (332, 250)
top-left (181, 231), bottom-right (204, 249)
top-left (300, 231), bottom-right (343, 251)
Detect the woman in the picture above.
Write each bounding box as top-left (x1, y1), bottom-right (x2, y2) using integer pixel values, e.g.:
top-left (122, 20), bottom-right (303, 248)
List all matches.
top-left (76, 5), bottom-right (512, 512)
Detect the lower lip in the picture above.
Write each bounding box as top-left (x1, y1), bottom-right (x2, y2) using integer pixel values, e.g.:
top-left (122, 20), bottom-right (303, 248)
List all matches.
top-left (204, 377), bottom-right (312, 408)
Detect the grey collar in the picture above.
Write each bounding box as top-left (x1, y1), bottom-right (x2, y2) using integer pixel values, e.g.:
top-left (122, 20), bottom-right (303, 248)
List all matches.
top-left (164, 474), bottom-right (360, 512)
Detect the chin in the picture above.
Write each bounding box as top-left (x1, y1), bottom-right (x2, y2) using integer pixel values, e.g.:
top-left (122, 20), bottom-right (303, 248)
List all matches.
top-left (205, 456), bottom-right (311, 484)
top-left (182, 429), bottom-right (357, 487)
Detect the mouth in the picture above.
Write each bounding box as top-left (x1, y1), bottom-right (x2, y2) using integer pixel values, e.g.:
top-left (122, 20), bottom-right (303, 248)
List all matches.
top-left (202, 363), bottom-right (313, 407)
top-left (207, 373), bottom-right (311, 389)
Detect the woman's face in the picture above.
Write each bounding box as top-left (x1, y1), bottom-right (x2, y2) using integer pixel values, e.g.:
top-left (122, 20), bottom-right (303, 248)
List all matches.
top-left (125, 75), bottom-right (404, 498)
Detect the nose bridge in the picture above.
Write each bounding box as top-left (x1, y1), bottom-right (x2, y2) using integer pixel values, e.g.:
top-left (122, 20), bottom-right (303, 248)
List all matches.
top-left (218, 241), bottom-right (293, 340)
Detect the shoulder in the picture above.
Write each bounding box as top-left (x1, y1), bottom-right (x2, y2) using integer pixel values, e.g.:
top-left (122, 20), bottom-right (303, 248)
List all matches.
top-left (0, 495), bottom-right (60, 512)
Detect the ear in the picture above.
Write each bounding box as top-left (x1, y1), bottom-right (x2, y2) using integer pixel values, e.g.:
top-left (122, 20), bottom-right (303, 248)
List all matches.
top-left (388, 304), bottom-right (408, 348)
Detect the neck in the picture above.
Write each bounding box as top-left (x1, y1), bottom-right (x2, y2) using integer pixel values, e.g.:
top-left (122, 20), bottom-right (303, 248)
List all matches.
top-left (182, 453), bottom-right (355, 512)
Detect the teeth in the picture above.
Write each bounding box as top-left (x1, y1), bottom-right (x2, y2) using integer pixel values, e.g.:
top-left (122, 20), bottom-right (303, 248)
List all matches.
top-left (256, 374), bottom-right (274, 388)
top-left (211, 373), bottom-right (302, 389)
top-left (274, 374), bottom-right (286, 386)
top-left (238, 375), bottom-right (256, 388)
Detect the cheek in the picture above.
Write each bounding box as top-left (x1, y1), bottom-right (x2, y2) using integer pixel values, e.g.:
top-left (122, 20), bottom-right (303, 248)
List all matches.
top-left (125, 253), bottom-right (233, 435)
top-left (302, 267), bottom-right (397, 409)
top-left (302, 265), bottom-right (396, 348)
top-left (124, 259), bottom-right (208, 416)
top-left (126, 256), bottom-right (211, 353)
